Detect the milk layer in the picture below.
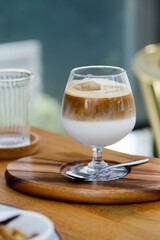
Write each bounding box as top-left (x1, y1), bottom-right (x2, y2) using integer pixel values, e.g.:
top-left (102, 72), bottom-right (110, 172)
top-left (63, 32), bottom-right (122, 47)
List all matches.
top-left (62, 116), bottom-right (136, 147)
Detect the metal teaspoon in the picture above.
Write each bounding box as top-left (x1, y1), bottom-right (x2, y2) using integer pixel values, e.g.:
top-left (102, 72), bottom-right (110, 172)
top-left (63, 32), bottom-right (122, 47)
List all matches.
top-left (66, 158), bottom-right (149, 180)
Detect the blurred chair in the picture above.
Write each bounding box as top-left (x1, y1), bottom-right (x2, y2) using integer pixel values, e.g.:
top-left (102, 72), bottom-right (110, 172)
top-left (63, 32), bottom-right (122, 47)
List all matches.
top-left (0, 40), bottom-right (64, 134)
top-left (132, 43), bottom-right (160, 157)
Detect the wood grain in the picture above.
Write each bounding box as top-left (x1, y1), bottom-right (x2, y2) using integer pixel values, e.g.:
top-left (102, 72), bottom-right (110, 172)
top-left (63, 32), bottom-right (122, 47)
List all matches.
top-left (5, 130), bottom-right (160, 204)
top-left (0, 131), bottom-right (40, 159)
top-left (1, 127), bottom-right (160, 240)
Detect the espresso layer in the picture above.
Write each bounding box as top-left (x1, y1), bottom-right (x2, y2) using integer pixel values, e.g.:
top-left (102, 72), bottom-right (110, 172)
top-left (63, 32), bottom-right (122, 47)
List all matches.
top-left (62, 79), bottom-right (136, 121)
top-left (62, 93), bottom-right (135, 121)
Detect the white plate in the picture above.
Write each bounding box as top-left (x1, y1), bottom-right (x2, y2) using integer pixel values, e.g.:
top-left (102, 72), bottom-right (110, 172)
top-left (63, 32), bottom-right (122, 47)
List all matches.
top-left (0, 204), bottom-right (62, 240)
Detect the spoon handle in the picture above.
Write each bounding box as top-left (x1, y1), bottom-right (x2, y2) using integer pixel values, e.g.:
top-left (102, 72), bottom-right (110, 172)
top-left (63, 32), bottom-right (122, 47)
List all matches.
top-left (96, 158), bottom-right (149, 176)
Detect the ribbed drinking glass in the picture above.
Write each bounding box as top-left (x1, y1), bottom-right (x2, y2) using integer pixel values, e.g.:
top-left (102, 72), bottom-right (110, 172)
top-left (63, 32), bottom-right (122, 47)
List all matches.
top-left (0, 69), bottom-right (32, 148)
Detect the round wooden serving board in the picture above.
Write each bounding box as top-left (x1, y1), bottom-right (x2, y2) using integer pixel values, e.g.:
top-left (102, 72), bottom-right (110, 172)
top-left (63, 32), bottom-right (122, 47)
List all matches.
top-left (5, 155), bottom-right (160, 204)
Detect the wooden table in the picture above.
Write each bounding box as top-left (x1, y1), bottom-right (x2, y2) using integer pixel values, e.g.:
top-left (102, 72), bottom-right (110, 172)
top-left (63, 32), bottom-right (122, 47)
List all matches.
top-left (0, 127), bottom-right (160, 240)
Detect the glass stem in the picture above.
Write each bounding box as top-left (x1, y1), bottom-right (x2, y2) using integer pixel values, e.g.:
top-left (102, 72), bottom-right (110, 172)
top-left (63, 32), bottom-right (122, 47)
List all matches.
top-left (88, 147), bottom-right (108, 171)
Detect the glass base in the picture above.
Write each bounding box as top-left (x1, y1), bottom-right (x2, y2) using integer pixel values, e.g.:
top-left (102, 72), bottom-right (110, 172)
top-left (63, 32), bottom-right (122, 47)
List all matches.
top-left (0, 135), bottom-right (30, 148)
top-left (66, 162), bottom-right (130, 181)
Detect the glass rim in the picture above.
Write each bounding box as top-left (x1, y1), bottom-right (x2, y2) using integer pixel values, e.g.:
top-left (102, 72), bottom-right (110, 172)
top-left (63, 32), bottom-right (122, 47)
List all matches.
top-left (0, 68), bottom-right (33, 82)
top-left (71, 65), bottom-right (126, 78)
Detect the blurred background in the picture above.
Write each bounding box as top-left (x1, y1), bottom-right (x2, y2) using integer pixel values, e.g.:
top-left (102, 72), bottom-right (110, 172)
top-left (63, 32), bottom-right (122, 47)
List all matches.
top-left (0, 0), bottom-right (160, 156)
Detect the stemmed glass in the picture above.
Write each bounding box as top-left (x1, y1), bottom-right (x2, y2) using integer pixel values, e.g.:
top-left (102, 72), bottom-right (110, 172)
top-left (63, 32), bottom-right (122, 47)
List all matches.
top-left (61, 66), bottom-right (136, 181)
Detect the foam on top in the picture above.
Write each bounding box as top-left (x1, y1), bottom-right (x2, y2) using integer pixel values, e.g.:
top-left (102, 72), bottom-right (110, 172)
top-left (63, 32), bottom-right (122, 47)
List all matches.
top-left (65, 78), bottom-right (131, 98)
